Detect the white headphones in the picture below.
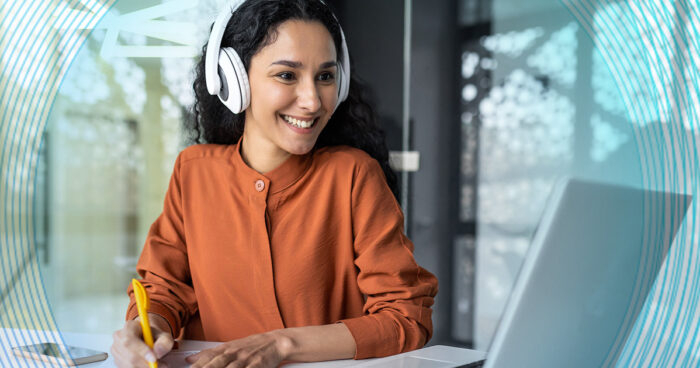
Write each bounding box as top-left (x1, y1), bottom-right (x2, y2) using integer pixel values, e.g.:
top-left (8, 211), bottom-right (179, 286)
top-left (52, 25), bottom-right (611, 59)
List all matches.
top-left (205, 0), bottom-right (351, 114)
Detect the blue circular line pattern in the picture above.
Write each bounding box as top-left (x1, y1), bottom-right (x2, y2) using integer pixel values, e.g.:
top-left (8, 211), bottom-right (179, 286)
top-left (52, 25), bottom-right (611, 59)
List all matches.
top-left (2, 3), bottom-right (63, 366)
top-left (0, 1), bottom-right (115, 366)
top-left (2, 0), bottom-right (700, 367)
top-left (2, 1), bottom-right (64, 366)
top-left (563, 0), bottom-right (700, 367)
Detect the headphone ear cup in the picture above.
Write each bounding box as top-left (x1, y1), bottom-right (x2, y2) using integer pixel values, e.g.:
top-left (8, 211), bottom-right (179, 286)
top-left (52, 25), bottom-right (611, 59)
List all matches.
top-left (216, 47), bottom-right (250, 114)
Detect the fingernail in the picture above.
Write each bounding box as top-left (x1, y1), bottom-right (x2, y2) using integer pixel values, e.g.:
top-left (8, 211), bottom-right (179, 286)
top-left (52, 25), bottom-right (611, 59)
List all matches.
top-left (145, 352), bottom-right (156, 363)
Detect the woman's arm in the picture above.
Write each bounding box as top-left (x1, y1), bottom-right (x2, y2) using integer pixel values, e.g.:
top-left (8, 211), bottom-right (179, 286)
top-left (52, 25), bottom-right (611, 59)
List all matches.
top-left (125, 152), bottom-right (197, 335)
top-left (330, 155), bottom-right (438, 359)
top-left (185, 323), bottom-right (356, 367)
top-left (273, 322), bottom-right (356, 361)
top-left (116, 152), bottom-right (197, 367)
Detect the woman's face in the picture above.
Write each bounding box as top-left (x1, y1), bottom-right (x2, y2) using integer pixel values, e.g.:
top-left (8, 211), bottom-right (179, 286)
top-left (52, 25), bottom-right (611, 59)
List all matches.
top-left (243, 19), bottom-right (338, 158)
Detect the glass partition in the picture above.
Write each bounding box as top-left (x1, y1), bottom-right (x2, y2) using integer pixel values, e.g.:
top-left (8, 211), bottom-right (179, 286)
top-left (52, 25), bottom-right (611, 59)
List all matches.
top-left (41, 0), bottom-right (219, 333)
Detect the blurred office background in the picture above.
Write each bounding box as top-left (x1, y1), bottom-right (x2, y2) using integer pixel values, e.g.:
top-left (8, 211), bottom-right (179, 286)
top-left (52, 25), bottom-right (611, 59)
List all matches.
top-left (14, 0), bottom-right (694, 351)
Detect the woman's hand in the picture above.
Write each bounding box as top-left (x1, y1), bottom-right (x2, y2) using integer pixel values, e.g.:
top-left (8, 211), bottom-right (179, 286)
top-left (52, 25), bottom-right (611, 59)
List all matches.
top-left (186, 331), bottom-right (291, 368)
top-left (111, 313), bottom-right (175, 368)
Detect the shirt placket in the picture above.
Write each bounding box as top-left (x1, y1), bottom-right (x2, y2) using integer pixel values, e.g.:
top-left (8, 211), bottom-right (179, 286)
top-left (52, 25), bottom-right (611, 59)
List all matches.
top-left (248, 177), bottom-right (285, 330)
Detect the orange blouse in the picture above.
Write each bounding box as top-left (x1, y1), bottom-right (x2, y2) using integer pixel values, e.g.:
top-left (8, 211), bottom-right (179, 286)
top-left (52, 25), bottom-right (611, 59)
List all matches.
top-left (125, 142), bottom-right (438, 359)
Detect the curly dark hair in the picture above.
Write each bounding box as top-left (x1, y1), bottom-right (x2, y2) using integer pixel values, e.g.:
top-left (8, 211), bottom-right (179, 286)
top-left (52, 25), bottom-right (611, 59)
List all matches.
top-left (186, 0), bottom-right (399, 200)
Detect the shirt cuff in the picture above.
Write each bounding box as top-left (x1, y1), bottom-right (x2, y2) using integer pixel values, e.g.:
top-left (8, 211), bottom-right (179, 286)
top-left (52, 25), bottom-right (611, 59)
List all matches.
top-left (339, 314), bottom-right (399, 359)
top-left (126, 301), bottom-right (179, 337)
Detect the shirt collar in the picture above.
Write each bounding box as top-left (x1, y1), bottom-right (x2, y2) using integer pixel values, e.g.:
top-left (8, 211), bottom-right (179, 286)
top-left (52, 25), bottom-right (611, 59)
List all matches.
top-left (232, 136), bottom-right (312, 195)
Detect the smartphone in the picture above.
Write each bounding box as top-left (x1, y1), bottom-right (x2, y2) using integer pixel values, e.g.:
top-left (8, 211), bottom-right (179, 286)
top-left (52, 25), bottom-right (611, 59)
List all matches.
top-left (12, 343), bottom-right (108, 366)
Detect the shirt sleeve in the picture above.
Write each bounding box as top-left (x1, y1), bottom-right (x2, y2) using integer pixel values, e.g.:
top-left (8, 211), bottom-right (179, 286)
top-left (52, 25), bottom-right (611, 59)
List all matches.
top-left (339, 157), bottom-right (439, 359)
top-left (125, 153), bottom-right (197, 337)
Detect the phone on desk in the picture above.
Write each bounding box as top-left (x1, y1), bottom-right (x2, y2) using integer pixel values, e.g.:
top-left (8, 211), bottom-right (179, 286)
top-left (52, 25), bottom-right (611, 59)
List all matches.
top-left (12, 342), bottom-right (108, 366)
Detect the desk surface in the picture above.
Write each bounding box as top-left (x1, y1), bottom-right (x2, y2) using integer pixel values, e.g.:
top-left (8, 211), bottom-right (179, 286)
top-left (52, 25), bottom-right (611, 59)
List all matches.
top-left (0, 328), bottom-right (485, 367)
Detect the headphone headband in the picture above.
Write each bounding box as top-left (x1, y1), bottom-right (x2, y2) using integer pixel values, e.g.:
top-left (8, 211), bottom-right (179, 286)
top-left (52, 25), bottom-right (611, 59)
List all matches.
top-left (205, 0), bottom-right (351, 112)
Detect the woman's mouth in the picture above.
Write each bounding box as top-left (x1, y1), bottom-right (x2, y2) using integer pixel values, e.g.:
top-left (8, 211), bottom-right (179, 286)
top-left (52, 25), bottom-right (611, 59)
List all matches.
top-left (281, 114), bottom-right (318, 130)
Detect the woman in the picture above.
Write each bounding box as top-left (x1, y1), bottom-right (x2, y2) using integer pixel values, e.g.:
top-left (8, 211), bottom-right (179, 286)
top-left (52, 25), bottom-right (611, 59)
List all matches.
top-left (110, 1), bottom-right (437, 367)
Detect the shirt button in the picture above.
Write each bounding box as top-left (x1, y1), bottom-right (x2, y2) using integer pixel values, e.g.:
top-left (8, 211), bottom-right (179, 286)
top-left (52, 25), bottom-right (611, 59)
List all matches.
top-left (255, 179), bottom-right (265, 192)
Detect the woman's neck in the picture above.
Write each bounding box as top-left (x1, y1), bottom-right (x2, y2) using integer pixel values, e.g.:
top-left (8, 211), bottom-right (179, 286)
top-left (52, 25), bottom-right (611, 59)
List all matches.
top-left (240, 131), bottom-right (291, 174)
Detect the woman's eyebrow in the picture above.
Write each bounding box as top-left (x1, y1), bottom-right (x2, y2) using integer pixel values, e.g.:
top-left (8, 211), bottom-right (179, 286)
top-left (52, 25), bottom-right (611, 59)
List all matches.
top-left (270, 60), bottom-right (301, 68)
top-left (269, 60), bottom-right (337, 68)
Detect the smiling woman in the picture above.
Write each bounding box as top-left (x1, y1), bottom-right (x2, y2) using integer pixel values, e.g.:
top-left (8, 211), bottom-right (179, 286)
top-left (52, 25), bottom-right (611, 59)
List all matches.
top-left (243, 20), bottom-right (339, 171)
top-left (109, 1), bottom-right (438, 367)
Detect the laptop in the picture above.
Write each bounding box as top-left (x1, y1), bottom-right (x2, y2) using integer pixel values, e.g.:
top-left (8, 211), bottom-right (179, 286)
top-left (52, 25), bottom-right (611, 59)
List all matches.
top-left (478, 178), bottom-right (692, 368)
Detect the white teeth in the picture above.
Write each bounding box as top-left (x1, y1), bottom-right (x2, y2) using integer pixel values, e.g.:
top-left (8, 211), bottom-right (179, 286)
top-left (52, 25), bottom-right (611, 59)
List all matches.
top-left (282, 115), bottom-right (314, 129)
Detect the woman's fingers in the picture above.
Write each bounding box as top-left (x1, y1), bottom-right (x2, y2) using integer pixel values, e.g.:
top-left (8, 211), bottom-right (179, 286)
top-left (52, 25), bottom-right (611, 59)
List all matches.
top-left (186, 349), bottom-right (214, 367)
top-left (152, 326), bottom-right (175, 359)
top-left (111, 320), bottom-right (162, 367)
top-left (126, 320), bottom-right (158, 362)
top-left (124, 334), bottom-right (157, 363)
top-left (184, 352), bottom-right (199, 363)
top-left (111, 340), bottom-right (149, 368)
top-left (186, 334), bottom-right (282, 368)
top-left (185, 345), bottom-right (220, 363)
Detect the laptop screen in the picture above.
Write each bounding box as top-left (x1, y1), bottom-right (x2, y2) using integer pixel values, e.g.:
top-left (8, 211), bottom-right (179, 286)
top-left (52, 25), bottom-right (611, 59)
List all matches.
top-left (484, 178), bottom-right (691, 368)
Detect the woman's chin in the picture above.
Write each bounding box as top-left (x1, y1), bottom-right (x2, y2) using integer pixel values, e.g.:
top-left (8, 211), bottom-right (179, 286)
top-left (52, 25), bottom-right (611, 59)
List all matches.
top-left (283, 142), bottom-right (316, 156)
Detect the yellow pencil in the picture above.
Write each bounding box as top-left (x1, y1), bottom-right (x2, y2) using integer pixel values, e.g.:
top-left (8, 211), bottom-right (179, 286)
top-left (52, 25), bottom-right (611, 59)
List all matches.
top-left (132, 279), bottom-right (158, 368)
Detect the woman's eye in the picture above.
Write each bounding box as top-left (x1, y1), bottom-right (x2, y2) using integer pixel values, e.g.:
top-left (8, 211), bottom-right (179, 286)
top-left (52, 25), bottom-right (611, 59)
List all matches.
top-left (318, 72), bottom-right (335, 82)
top-left (277, 72), bottom-right (295, 81)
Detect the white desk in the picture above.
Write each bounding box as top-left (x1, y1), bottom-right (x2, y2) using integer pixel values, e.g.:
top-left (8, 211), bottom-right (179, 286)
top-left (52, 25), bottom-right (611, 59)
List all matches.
top-left (0, 328), bottom-right (485, 367)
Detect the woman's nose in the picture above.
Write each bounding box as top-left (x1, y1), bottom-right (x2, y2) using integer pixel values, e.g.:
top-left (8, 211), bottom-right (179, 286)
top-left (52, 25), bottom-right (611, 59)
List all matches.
top-left (296, 78), bottom-right (322, 112)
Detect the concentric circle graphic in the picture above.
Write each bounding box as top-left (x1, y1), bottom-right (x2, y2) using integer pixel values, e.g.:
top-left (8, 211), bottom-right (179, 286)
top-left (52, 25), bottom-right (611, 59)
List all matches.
top-left (1, 0), bottom-right (699, 367)
top-left (564, 0), bottom-right (700, 366)
top-left (1, 1), bottom-right (116, 366)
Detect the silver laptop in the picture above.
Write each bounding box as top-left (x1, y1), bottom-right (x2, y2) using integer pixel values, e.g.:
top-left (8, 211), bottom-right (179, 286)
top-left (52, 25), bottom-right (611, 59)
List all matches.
top-left (483, 178), bottom-right (692, 368)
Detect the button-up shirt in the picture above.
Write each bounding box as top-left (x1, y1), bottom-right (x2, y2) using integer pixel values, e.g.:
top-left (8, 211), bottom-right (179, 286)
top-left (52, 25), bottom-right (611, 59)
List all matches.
top-left (125, 141), bottom-right (438, 359)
